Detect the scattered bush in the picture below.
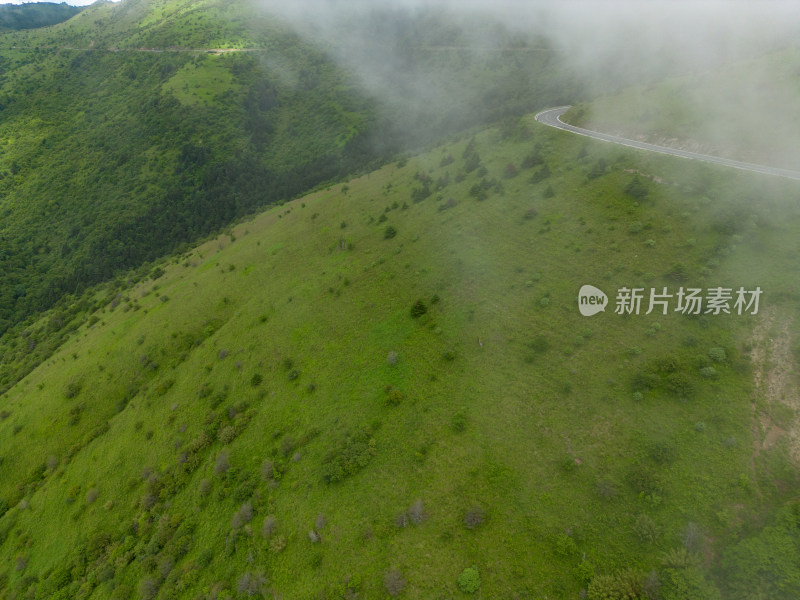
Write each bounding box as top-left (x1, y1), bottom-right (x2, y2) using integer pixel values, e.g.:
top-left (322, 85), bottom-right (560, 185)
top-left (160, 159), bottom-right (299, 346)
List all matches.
top-left (214, 451), bottom-right (230, 477)
top-left (385, 387), bottom-right (404, 406)
top-left (708, 347), bottom-right (727, 363)
top-left (218, 425), bottom-right (236, 445)
top-left (236, 571), bottom-right (266, 596)
top-left (634, 514), bottom-right (659, 543)
top-left (457, 566), bottom-right (481, 594)
top-left (269, 534), bottom-right (287, 553)
top-left (261, 515), bottom-right (277, 539)
top-left (384, 568), bottom-right (406, 597)
top-left (64, 381), bottom-right (82, 399)
top-left (322, 428), bottom-right (377, 483)
top-left (464, 506), bottom-right (485, 529)
top-left (451, 410), bottom-right (467, 433)
top-left (231, 503), bottom-right (254, 529)
top-left (408, 499), bottom-right (426, 524)
top-left (699, 366), bottom-right (718, 379)
top-left (410, 299), bottom-right (427, 318)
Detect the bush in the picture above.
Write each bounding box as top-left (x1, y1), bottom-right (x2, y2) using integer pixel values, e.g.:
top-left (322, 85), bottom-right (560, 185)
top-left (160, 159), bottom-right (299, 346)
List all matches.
top-left (464, 506), bottom-right (485, 529)
top-left (634, 514), bottom-right (659, 543)
top-left (699, 366), bottom-right (718, 379)
top-left (64, 381), bottom-right (82, 399)
top-left (214, 451), bottom-right (230, 477)
top-left (218, 425), bottom-right (236, 445)
top-left (410, 300), bottom-right (427, 318)
top-left (250, 373), bottom-right (263, 387)
top-left (385, 568), bottom-right (406, 597)
top-left (451, 409), bottom-right (467, 433)
top-left (708, 347), bottom-right (726, 363)
top-left (408, 499), bottom-right (426, 524)
top-left (384, 225), bottom-right (397, 239)
top-left (385, 387), bottom-right (403, 406)
top-left (261, 515), bottom-right (277, 538)
top-left (322, 428), bottom-right (377, 483)
top-left (457, 566), bottom-right (481, 594)
top-left (231, 503), bottom-right (253, 529)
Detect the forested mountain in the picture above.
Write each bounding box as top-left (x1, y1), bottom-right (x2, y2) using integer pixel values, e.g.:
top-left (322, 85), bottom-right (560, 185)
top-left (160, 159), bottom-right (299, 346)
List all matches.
top-left (0, 2), bottom-right (82, 31)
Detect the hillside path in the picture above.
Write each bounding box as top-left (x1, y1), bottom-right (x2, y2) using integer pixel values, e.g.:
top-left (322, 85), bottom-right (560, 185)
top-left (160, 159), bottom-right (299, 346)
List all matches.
top-left (535, 106), bottom-right (800, 181)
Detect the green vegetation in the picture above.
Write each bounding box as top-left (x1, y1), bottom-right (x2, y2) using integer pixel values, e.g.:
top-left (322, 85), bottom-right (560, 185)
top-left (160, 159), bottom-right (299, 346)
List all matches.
top-left (0, 0), bottom-right (582, 389)
top-left (0, 108), bottom-right (798, 597)
top-left (0, 2), bottom-right (799, 597)
top-left (0, 2), bottom-right (82, 31)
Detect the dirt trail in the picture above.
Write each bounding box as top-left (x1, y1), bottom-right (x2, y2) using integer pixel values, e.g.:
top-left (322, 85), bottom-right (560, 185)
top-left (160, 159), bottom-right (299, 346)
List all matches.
top-left (749, 307), bottom-right (799, 462)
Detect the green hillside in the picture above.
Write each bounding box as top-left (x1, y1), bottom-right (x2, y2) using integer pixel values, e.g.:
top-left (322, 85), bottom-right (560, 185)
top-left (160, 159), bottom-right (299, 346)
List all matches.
top-left (0, 3), bottom-right (82, 32)
top-left (565, 45), bottom-right (800, 171)
top-left (1, 109), bottom-right (800, 598)
top-left (0, 0), bottom-right (576, 361)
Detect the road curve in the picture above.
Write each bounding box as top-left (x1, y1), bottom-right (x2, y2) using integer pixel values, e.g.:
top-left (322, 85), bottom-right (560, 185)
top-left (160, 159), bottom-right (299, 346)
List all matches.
top-left (534, 106), bottom-right (800, 181)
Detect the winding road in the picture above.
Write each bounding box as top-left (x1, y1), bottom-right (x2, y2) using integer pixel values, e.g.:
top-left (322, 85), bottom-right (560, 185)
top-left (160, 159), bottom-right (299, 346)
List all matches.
top-left (534, 106), bottom-right (800, 181)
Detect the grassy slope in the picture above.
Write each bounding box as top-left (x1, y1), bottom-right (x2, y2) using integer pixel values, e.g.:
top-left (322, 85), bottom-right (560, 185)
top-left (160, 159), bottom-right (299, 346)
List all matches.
top-left (0, 0), bottom-right (574, 390)
top-left (0, 0), bottom-right (374, 350)
top-left (565, 46), bottom-right (800, 171)
top-left (2, 112), bottom-right (800, 598)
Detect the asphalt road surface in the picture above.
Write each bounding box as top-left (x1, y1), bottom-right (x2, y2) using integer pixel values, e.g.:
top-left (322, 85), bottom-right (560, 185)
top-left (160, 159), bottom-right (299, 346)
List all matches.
top-left (534, 106), bottom-right (800, 181)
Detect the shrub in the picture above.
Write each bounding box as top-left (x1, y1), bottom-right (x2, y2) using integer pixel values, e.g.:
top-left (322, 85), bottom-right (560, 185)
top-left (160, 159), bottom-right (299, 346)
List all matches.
top-left (85, 488), bottom-right (99, 504)
top-left (384, 568), bottom-right (406, 597)
top-left (385, 387), bottom-right (403, 406)
top-left (469, 183), bottom-right (488, 201)
top-left (451, 410), bottom-right (467, 433)
top-left (410, 300), bottom-right (427, 318)
top-left (504, 162), bottom-right (518, 178)
top-left (231, 503), bottom-right (253, 529)
top-left (384, 225), bottom-right (397, 239)
top-left (634, 514), bottom-right (659, 543)
top-left (64, 381), bottom-right (82, 399)
top-left (322, 429), bottom-right (377, 484)
top-left (457, 566), bottom-right (481, 594)
top-left (625, 174), bottom-right (649, 200)
top-left (250, 373), bottom-right (263, 387)
top-left (218, 425), bottom-right (236, 445)
top-left (261, 459), bottom-right (274, 481)
top-left (269, 534), bottom-right (286, 553)
top-left (699, 366), bottom-right (718, 379)
top-left (408, 499), bottom-right (426, 524)
top-left (214, 451), bottom-right (230, 477)
top-left (386, 351), bottom-right (399, 366)
top-left (261, 515), bottom-right (277, 538)
top-left (464, 506), bottom-right (485, 529)
top-left (708, 347), bottom-right (726, 363)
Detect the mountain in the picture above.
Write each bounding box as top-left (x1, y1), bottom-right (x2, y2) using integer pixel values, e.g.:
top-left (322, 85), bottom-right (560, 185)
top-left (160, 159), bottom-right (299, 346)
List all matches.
top-left (1, 103), bottom-right (800, 598)
top-left (0, 0), bottom-right (574, 367)
top-left (0, 2), bottom-right (82, 31)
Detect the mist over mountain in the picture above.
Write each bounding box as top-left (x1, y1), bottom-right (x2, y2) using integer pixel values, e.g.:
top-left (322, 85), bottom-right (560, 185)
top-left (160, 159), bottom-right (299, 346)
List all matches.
top-left (0, 2), bottom-right (800, 598)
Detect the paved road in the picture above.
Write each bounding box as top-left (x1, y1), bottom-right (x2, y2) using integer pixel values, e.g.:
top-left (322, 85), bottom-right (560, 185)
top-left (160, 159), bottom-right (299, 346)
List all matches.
top-left (534, 106), bottom-right (800, 181)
